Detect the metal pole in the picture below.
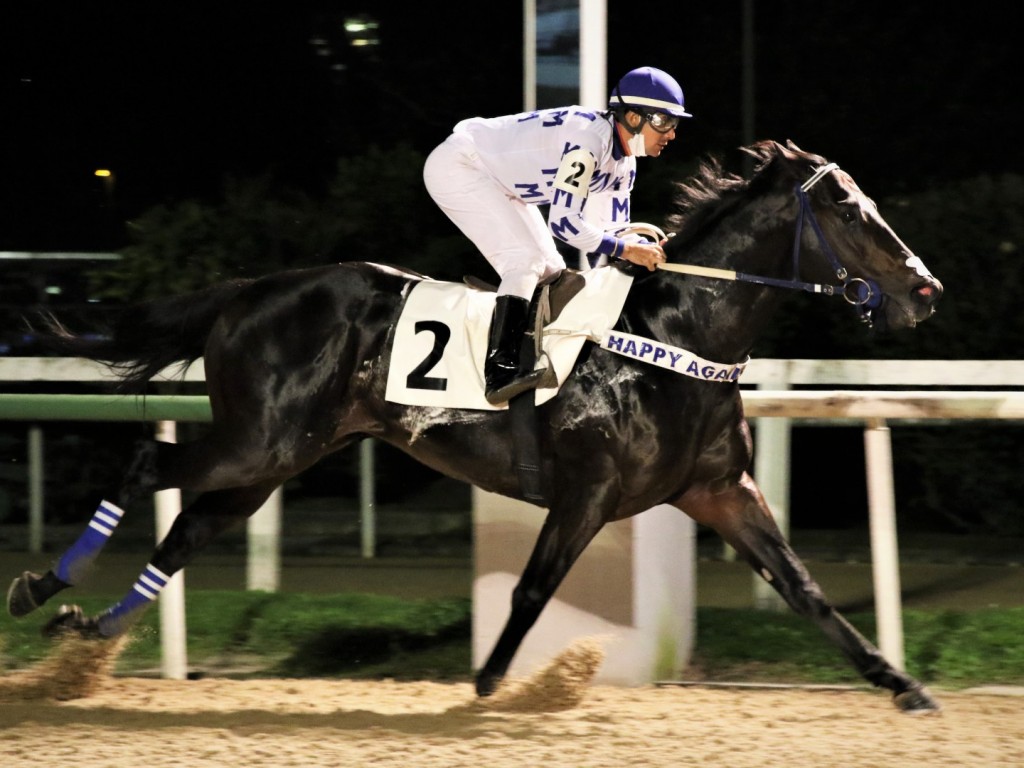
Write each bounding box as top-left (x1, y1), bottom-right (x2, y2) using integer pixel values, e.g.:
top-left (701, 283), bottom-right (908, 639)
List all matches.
top-left (741, 0), bottom-right (756, 147)
top-left (523, 0), bottom-right (536, 112)
top-left (154, 420), bottom-right (188, 680)
top-left (27, 425), bottom-right (44, 554)
top-left (360, 438), bottom-right (376, 558)
top-left (577, 0), bottom-right (608, 272)
top-left (0, 393), bottom-right (211, 421)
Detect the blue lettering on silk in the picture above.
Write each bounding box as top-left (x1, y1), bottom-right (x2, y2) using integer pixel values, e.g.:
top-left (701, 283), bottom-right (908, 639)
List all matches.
top-left (551, 188), bottom-right (576, 207)
top-left (543, 110), bottom-right (570, 127)
top-left (550, 216), bottom-right (581, 241)
top-left (515, 182), bottom-right (547, 201)
top-left (612, 196), bottom-right (630, 221)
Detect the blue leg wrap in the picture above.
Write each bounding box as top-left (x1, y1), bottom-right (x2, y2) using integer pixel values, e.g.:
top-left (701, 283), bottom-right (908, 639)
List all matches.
top-left (54, 501), bottom-right (125, 585)
top-left (97, 564), bottom-right (170, 638)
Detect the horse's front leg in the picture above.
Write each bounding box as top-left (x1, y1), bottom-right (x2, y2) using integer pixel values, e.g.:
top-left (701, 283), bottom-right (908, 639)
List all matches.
top-left (476, 501), bottom-right (607, 697)
top-left (674, 473), bottom-right (940, 714)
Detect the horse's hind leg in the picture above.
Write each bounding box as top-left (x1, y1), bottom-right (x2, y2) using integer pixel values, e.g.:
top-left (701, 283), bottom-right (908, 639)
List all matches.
top-left (45, 481), bottom-right (278, 639)
top-left (8, 428), bottom-right (285, 619)
top-left (674, 473), bottom-right (939, 713)
top-left (7, 439), bottom-right (163, 618)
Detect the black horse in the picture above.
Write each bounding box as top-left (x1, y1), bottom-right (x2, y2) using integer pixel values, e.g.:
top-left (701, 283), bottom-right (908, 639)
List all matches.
top-left (8, 140), bottom-right (942, 711)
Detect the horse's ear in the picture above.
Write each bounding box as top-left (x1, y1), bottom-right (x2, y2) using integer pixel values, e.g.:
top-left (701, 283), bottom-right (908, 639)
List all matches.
top-left (780, 139), bottom-right (805, 158)
top-left (780, 139), bottom-right (830, 170)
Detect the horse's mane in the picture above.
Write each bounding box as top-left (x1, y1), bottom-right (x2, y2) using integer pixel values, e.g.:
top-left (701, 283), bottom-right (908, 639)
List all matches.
top-left (664, 140), bottom-right (788, 243)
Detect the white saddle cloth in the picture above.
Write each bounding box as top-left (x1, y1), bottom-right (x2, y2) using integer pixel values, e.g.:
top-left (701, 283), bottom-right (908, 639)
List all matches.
top-left (384, 267), bottom-right (633, 410)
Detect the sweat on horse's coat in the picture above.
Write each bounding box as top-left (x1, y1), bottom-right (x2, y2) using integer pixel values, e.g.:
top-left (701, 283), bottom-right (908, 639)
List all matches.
top-left (6, 140), bottom-right (943, 712)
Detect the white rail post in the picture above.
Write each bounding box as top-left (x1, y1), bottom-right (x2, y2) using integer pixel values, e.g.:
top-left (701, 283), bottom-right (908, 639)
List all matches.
top-left (752, 360), bottom-right (792, 611)
top-left (154, 420), bottom-right (188, 680)
top-left (247, 487), bottom-right (282, 592)
top-left (864, 417), bottom-right (905, 670)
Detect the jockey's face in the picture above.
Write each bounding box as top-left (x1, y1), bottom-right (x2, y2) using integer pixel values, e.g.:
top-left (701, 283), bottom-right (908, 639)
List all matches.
top-left (621, 110), bottom-right (678, 158)
top-left (639, 115), bottom-right (677, 158)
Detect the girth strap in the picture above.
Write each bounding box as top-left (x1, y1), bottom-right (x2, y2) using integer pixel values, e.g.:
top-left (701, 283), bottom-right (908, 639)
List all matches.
top-left (509, 390), bottom-right (546, 504)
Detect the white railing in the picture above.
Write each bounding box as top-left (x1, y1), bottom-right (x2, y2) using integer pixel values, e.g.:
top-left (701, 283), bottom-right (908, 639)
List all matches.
top-left (740, 359), bottom-right (1024, 670)
top-left (2, 357), bottom-right (1023, 675)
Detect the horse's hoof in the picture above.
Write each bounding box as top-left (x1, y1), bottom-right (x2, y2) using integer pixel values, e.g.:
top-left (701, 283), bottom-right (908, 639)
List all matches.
top-left (894, 685), bottom-right (941, 714)
top-left (7, 571), bottom-right (43, 618)
top-left (42, 604), bottom-right (103, 640)
top-left (475, 671), bottom-right (501, 698)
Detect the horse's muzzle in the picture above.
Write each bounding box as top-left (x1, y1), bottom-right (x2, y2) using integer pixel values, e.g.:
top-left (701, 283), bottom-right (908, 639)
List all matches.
top-left (901, 277), bottom-right (943, 327)
top-left (913, 278), bottom-right (943, 309)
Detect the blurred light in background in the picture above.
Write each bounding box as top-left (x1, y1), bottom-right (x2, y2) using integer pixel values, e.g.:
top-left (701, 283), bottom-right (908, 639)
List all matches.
top-left (344, 15), bottom-right (379, 47)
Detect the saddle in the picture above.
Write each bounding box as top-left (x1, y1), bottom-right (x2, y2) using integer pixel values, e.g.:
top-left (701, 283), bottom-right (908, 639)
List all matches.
top-left (464, 268), bottom-right (587, 322)
top-left (463, 268), bottom-right (589, 392)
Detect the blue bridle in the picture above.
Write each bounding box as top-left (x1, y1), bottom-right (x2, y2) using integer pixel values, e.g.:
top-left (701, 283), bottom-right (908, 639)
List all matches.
top-left (792, 163), bottom-right (882, 317)
top-left (642, 162), bottom-right (885, 321)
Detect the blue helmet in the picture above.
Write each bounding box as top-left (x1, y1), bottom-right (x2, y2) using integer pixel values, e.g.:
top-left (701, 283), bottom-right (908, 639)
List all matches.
top-left (609, 67), bottom-right (692, 118)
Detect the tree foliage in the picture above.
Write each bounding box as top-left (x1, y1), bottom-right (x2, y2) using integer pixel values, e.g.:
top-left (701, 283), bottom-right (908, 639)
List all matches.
top-left (89, 144), bottom-right (478, 303)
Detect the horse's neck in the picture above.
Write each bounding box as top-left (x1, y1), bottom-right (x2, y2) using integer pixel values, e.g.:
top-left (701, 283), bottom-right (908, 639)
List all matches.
top-left (621, 278), bottom-right (779, 364)
top-left (625, 202), bottom-right (795, 363)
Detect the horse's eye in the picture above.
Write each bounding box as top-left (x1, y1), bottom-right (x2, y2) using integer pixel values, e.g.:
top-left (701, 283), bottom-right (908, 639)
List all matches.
top-left (840, 207), bottom-right (857, 223)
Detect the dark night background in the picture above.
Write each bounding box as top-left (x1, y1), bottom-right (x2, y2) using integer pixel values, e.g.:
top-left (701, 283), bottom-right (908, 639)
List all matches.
top-left (2, 2), bottom-right (1020, 249)
top-left (0, 2), bottom-right (1022, 540)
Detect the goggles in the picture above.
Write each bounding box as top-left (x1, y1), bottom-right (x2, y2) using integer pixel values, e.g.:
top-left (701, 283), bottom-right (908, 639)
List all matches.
top-left (643, 111), bottom-right (680, 134)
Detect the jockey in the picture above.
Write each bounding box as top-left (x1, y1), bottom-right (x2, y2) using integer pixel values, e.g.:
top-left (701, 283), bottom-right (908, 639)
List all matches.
top-left (423, 66), bottom-right (692, 405)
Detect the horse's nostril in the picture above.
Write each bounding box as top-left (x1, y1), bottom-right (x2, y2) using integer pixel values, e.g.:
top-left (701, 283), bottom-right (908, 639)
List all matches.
top-left (914, 282), bottom-right (942, 305)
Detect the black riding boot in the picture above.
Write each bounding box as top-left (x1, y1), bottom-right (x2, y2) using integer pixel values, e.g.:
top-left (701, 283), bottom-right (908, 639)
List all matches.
top-left (484, 295), bottom-right (546, 405)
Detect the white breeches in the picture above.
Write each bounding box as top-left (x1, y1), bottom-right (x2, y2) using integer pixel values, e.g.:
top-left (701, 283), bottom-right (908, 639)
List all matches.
top-left (423, 134), bottom-right (566, 300)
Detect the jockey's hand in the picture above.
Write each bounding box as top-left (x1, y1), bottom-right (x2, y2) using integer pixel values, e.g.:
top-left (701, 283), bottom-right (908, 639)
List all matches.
top-left (621, 241), bottom-right (667, 271)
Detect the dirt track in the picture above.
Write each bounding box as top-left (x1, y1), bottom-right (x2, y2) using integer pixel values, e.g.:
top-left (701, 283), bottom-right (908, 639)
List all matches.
top-left (2, 638), bottom-right (1023, 768)
top-left (4, 677), bottom-right (1024, 767)
top-left (3, 535), bottom-right (1022, 767)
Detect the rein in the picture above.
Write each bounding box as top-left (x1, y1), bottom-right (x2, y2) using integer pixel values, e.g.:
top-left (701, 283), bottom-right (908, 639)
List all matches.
top-left (593, 163), bottom-right (881, 383)
top-left (653, 163), bottom-right (882, 316)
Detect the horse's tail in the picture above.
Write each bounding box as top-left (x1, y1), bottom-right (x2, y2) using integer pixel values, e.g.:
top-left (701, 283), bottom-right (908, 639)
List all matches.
top-left (36, 279), bottom-right (254, 393)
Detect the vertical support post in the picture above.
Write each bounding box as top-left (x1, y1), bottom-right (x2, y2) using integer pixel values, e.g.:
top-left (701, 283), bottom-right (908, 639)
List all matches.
top-left (360, 438), bottom-right (376, 559)
top-left (27, 425), bottom-right (44, 554)
top-left (522, 0), bottom-right (536, 112)
top-left (576, 0), bottom-right (607, 271)
top-left (578, 0), bottom-right (606, 109)
top-left (865, 418), bottom-right (905, 670)
top-left (154, 420), bottom-right (187, 680)
top-left (751, 360), bottom-right (791, 611)
top-left (741, 0), bottom-right (756, 148)
top-left (247, 487), bottom-right (282, 592)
